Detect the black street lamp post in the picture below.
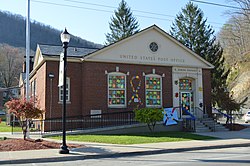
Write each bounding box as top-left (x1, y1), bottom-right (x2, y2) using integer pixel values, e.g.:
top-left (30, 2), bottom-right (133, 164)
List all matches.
top-left (59, 28), bottom-right (70, 154)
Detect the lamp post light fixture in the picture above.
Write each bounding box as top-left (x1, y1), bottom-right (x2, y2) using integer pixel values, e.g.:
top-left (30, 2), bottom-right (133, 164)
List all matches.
top-left (48, 73), bottom-right (55, 78)
top-left (59, 28), bottom-right (70, 154)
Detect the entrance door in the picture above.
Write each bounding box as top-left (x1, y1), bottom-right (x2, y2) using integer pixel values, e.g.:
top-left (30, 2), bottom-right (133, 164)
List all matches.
top-left (180, 92), bottom-right (192, 115)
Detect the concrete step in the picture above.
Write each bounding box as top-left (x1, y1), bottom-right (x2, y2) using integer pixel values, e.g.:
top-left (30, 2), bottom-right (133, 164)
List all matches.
top-left (194, 120), bottom-right (212, 132)
top-left (215, 127), bottom-right (228, 131)
top-left (188, 117), bottom-right (229, 132)
top-left (200, 118), bottom-right (229, 131)
top-left (195, 128), bottom-right (211, 132)
top-left (200, 118), bottom-right (228, 132)
top-left (195, 126), bottom-right (209, 130)
top-left (215, 126), bottom-right (229, 130)
top-left (197, 119), bottom-right (215, 122)
top-left (202, 121), bottom-right (217, 124)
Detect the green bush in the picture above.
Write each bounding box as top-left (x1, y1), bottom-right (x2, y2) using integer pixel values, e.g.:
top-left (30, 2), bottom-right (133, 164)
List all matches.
top-left (0, 115), bottom-right (6, 121)
top-left (134, 107), bottom-right (163, 132)
top-left (0, 137), bottom-right (7, 140)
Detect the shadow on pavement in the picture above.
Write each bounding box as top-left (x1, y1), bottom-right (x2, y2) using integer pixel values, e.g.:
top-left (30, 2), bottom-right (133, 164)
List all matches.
top-left (1, 142), bottom-right (250, 165)
top-left (72, 146), bottom-right (111, 153)
top-left (199, 159), bottom-right (250, 164)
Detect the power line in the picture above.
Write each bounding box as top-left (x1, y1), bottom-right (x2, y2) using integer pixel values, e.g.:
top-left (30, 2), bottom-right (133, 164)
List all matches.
top-left (31, 0), bottom-right (113, 14)
top-left (190, 0), bottom-right (250, 11)
top-left (31, 0), bottom-right (237, 30)
top-left (65, 0), bottom-right (250, 28)
top-left (31, 0), bottom-right (173, 22)
top-left (63, 0), bottom-right (175, 18)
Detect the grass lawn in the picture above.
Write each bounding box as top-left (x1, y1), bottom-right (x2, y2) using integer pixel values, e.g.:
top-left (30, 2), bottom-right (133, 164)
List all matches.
top-left (0, 121), bottom-right (22, 132)
top-left (51, 132), bottom-right (217, 144)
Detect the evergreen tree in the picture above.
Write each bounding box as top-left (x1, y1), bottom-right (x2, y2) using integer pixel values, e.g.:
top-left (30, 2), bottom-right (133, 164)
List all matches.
top-left (170, 2), bottom-right (214, 60)
top-left (170, 2), bottom-right (241, 111)
top-left (105, 0), bottom-right (139, 45)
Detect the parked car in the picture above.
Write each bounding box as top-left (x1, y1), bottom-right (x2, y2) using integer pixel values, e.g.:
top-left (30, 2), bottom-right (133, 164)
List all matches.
top-left (0, 110), bottom-right (6, 115)
top-left (244, 111), bottom-right (250, 123)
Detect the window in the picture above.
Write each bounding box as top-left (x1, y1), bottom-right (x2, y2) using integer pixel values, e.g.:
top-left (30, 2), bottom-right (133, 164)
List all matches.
top-left (30, 81), bottom-right (33, 97)
top-left (145, 75), bottom-right (162, 107)
top-left (30, 79), bottom-right (37, 97)
top-left (108, 73), bottom-right (126, 107)
top-left (59, 77), bottom-right (70, 102)
top-left (179, 79), bottom-right (192, 90)
top-left (34, 79), bottom-right (36, 97)
top-left (149, 42), bottom-right (158, 52)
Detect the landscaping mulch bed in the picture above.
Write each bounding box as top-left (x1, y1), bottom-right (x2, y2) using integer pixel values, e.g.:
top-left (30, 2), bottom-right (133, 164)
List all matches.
top-left (223, 123), bottom-right (248, 131)
top-left (0, 138), bottom-right (84, 152)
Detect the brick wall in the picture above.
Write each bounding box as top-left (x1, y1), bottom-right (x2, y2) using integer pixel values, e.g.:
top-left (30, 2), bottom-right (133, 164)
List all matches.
top-left (202, 69), bottom-right (212, 116)
top-left (31, 63), bottom-right (46, 113)
top-left (82, 62), bottom-right (173, 115)
top-left (34, 61), bottom-right (212, 117)
top-left (44, 61), bottom-right (83, 119)
top-left (33, 60), bottom-right (212, 131)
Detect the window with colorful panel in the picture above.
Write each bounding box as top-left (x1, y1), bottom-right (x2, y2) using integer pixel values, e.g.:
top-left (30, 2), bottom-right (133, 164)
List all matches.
top-left (145, 75), bottom-right (162, 107)
top-left (108, 74), bottom-right (126, 107)
top-left (179, 79), bottom-right (192, 90)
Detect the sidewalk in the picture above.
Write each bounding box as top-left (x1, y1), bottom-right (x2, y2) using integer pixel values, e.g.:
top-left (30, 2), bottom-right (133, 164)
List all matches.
top-left (0, 130), bottom-right (250, 165)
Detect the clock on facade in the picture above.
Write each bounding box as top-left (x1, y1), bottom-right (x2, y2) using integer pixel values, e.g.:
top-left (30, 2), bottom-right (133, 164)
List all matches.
top-left (149, 42), bottom-right (158, 52)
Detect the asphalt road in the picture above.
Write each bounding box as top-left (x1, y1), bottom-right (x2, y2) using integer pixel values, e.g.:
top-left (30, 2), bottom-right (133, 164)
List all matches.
top-left (5, 146), bottom-right (249, 166)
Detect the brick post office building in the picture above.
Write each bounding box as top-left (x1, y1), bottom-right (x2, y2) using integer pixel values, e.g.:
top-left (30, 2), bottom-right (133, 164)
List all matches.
top-left (25, 25), bottom-right (214, 132)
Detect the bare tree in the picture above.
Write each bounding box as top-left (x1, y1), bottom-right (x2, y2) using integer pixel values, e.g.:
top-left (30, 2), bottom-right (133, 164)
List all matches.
top-left (217, 1), bottom-right (250, 107)
top-left (0, 44), bottom-right (23, 88)
top-left (219, 1), bottom-right (250, 65)
top-left (219, 18), bottom-right (250, 63)
top-left (228, 0), bottom-right (250, 24)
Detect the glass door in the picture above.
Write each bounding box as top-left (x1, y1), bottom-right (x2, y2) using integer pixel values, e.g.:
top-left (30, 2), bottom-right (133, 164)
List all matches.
top-left (180, 92), bottom-right (191, 115)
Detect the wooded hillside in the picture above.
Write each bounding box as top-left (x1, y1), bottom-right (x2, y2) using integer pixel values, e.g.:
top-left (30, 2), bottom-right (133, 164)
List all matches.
top-left (218, 0), bottom-right (250, 108)
top-left (0, 11), bottom-right (102, 51)
top-left (0, 10), bottom-right (102, 88)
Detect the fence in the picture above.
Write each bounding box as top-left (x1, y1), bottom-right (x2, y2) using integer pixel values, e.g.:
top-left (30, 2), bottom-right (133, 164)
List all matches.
top-left (11, 108), bottom-right (203, 134)
top-left (11, 111), bottom-right (138, 135)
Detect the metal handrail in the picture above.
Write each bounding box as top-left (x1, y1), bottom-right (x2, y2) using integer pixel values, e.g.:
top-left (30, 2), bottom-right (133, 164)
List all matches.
top-left (181, 107), bottom-right (196, 132)
top-left (212, 108), bottom-right (234, 130)
top-left (193, 107), bottom-right (205, 120)
top-left (182, 108), bottom-right (196, 120)
top-left (213, 108), bottom-right (233, 119)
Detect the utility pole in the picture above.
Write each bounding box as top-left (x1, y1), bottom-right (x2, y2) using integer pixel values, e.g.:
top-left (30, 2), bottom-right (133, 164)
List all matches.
top-left (26, 0), bottom-right (30, 100)
top-left (25, 0), bottom-right (31, 139)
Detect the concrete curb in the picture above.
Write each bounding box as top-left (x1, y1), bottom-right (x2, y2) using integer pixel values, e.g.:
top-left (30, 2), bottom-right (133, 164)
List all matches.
top-left (1, 141), bottom-right (250, 165)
